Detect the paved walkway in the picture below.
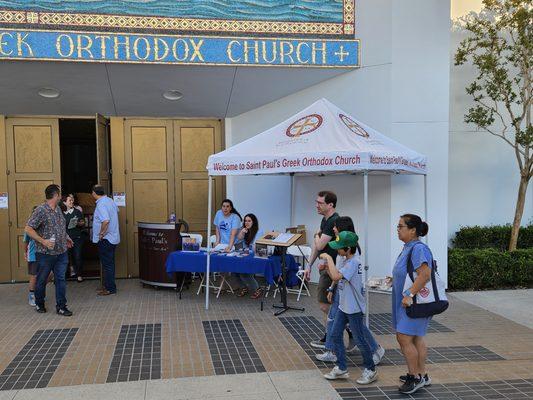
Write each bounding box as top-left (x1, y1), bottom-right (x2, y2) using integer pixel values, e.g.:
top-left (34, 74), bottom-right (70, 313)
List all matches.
top-left (450, 290), bottom-right (533, 329)
top-left (0, 279), bottom-right (532, 399)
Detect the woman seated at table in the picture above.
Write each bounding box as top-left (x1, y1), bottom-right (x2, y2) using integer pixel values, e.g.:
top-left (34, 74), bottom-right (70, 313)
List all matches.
top-left (235, 213), bottom-right (264, 299)
top-left (214, 199), bottom-right (242, 252)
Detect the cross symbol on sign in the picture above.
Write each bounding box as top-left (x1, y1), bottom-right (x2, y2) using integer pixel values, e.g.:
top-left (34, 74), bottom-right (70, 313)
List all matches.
top-left (291, 117), bottom-right (320, 137)
top-left (26, 12), bottom-right (39, 23)
top-left (334, 46), bottom-right (349, 62)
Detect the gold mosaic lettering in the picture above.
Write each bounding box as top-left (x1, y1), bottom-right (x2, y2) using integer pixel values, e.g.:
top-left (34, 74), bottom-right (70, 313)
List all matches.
top-left (56, 34), bottom-right (74, 58)
top-left (312, 42), bottom-right (327, 64)
top-left (16, 33), bottom-right (34, 57)
top-left (77, 35), bottom-right (94, 59)
top-left (280, 41), bottom-right (294, 64)
top-left (172, 39), bottom-right (189, 61)
top-left (0, 32), bottom-right (13, 56)
top-left (296, 42), bottom-right (310, 64)
top-left (189, 39), bottom-right (204, 62)
top-left (154, 38), bottom-right (169, 61)
top-left (94, 35), bottom-right (110, 59)
top-left (243, 40), bottom-right (259, 63)
top-left (261, 41), bottom-right (276, 64)
top-left (133, 37), bottom-right (150, 60)
top-left (113, 36), bottom-right (130, 60)
top-left (227, 40), bottom-right (241, 63)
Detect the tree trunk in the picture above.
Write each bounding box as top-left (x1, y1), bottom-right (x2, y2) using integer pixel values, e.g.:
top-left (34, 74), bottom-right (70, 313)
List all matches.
top-left (509, 174), bottom-right (530, 251)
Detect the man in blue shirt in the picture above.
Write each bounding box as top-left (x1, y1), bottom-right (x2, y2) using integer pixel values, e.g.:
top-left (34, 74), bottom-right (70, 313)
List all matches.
top-left (92, 185), bottom-right (120, 296)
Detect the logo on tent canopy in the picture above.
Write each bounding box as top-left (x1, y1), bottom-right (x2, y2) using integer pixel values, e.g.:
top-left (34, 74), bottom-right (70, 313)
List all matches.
top-left (339, 114), bottom-right (370, 138)
top-left (286, 114), bottom-right (323, 138)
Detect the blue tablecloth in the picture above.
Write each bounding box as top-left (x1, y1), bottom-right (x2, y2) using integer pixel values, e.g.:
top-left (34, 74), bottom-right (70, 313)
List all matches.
top-left (165, 251), bottom-right (296, 285)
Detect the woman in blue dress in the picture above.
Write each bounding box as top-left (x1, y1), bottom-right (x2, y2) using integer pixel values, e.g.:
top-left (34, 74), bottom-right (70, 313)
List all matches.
top-left (391, 214), bottom-right (433, 395)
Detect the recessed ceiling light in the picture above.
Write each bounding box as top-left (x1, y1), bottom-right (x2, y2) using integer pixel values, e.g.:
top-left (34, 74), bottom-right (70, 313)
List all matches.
top-left (162, 90), bottom-right (183, 101)
top-left (37, 87), bottom-right (60, 99)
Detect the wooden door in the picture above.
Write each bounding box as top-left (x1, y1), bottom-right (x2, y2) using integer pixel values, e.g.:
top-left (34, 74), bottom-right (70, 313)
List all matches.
top-left (124, 119), bottom-right (175, 277)
top-left (96, 114), bottom-right (111, 193)
top-left (173, 120), bottom-right (224, 245)
top-left (5, 118), bottom-right (61, 281)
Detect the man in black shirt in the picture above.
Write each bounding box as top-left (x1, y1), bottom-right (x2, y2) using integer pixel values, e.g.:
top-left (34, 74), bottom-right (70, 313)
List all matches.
top-left (303, 190), bottom-right (339, 348)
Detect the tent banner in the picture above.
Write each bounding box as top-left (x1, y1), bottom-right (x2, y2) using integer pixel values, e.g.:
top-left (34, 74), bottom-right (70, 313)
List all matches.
top-left (208, 152), bottom-right (426, 175)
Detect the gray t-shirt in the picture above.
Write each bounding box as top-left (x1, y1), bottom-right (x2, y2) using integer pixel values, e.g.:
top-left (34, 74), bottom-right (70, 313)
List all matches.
top-left (338, 255), bottom-right (366, 314)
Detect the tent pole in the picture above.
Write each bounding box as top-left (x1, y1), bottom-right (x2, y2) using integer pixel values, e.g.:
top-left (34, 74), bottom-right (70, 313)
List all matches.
top-left (205, 175), bottom-right (213, 310)
top-left (363, 171), bottom-right (369, 327)
top-left (423, 174), bottom-right (428, 244)
top-left (290, 174), bottom-right (295, 227)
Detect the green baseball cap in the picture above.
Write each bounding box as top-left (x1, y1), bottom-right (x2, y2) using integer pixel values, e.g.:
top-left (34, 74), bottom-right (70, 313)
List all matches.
top-left (328, 231), bottom-right (359, 249)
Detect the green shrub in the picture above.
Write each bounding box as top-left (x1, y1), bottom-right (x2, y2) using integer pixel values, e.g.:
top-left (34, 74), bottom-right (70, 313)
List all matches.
top-left (452, 225), bottom-right (533, 250)
top-left (448, 248), bottom-right (533, 290)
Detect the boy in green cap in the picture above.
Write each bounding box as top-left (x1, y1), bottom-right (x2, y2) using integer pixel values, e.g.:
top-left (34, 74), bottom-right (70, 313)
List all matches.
top-left (320, 231), bottom-right (378, 384)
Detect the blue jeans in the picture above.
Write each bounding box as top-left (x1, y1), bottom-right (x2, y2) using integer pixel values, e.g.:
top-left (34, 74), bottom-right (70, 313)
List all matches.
top-left (98, 239), bottom-right (117, 293)
top-left (35, 252), bottom-right (68, 309)
top-left (326, 289), bottom-right (379, 353)
top-left (234, 273), bottom-right (259, 291)
top-left (331, 310), bottom-right (376, 371)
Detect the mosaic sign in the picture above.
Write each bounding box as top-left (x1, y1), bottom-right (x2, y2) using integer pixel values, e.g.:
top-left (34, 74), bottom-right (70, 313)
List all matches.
top-left (0, 0), bottom-right (355, 36)
top-left (0, 29), bottom-right (359, 67)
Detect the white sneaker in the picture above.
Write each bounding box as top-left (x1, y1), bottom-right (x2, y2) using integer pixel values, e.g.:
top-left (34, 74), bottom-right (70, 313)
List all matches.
top-left (309, 340), bottom-right (326, 350)
top-left (356, 368), bottom-right (378, 385)
top-left (372, 345), bottom-right (385, 365)
top-left (324, 366), bottom-right (349, 380)
top-left (346, 338), bottom-right (358, 353)
top-left (315, 351), bottom-right (337, 362)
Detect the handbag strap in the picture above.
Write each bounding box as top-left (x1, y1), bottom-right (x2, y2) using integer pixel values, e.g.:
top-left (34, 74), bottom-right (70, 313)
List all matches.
top-left (406, 243), bottom-right (440, 304)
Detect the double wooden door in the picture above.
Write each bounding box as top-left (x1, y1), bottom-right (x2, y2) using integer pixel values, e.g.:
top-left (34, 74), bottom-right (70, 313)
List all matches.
top-left (123, 119), bottom-right (224, 276)
top-left (4, 118), bottom-right (61, 281)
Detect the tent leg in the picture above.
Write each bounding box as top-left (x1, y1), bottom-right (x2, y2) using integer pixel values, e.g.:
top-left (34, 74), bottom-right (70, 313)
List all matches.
top-left (290, 174), bottom-right (295, 227)
top-left (423, 174), bottom-right (428, 244)
top-left (363, 172), bottom-right (369, 327)
top-left (205, 176), bottom-right (213, 310)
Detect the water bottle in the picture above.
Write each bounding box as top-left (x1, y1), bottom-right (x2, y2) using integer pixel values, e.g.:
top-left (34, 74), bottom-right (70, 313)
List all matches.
top-left (49, 234), bottom-right (56, 249)
top-left (169, 212), bottom-right (176, 223)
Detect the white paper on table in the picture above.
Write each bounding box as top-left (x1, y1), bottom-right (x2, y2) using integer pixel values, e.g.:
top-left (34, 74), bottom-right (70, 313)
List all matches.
top-left (211, 244), bottom-right (234, 252)
top-left (272, 232), bottom-right (295, 243)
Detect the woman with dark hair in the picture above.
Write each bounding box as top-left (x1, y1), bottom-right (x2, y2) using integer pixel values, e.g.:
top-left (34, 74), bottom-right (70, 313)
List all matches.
top-left (234, 213), bottom-right (264, 299)
top-left (214, 199), bottom-right (242, 252)
top-left (64, 194), bottom-right (86, 282)
top-left (392, 214), bottom-right (433, 395)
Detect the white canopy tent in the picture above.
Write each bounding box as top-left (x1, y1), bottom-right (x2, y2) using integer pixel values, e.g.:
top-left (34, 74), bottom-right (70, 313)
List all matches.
top-left (205, 98), bottom-right (428, 322)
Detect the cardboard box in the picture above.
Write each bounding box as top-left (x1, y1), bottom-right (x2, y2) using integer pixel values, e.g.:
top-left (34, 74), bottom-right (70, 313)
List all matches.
top-left (286, 225), bottom-right (307, 245)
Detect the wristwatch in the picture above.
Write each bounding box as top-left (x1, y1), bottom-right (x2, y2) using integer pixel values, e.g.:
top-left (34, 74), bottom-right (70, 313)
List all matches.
top-left (326, 287), bottom-right (334, 293)
top-left (403, 289), bottom-right (414, 298)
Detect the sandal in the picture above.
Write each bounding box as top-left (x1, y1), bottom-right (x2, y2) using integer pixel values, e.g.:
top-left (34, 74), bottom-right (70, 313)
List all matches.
top-left (250, 288), bottom-right (264, 299)
top-left (236, 288), bottom-right (249, 297)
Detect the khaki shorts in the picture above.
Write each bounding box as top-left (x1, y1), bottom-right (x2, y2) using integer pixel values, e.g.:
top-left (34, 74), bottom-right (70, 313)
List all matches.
top-left (28, 261), bottom-right (38, 276)
top-left (317, 271), bottom-right (332, 304)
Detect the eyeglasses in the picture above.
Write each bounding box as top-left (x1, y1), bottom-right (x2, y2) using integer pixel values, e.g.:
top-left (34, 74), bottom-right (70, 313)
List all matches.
top-left (396, 224), bottom-right (408, 229)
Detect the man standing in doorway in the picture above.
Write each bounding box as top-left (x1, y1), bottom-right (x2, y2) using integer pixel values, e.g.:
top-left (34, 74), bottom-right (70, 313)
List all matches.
top-left (25, 184), bottom-right (73, 316)
top-left (303, 190), bottom-right (339, 348)
top-left (92, 185), bottom-right (120, 296)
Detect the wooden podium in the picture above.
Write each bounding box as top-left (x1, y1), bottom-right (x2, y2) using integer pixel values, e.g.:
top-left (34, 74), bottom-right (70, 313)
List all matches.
top-left (256, 232), bottom-right (305, 316)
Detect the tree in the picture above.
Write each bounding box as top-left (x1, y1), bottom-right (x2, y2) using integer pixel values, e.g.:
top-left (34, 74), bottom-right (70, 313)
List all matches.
top-left (455, 0), bottom-right (532, 251)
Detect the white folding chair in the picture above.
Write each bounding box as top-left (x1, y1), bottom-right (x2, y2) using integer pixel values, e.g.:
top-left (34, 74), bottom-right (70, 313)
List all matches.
top-left (197, 235), bottom-right (235, 297)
